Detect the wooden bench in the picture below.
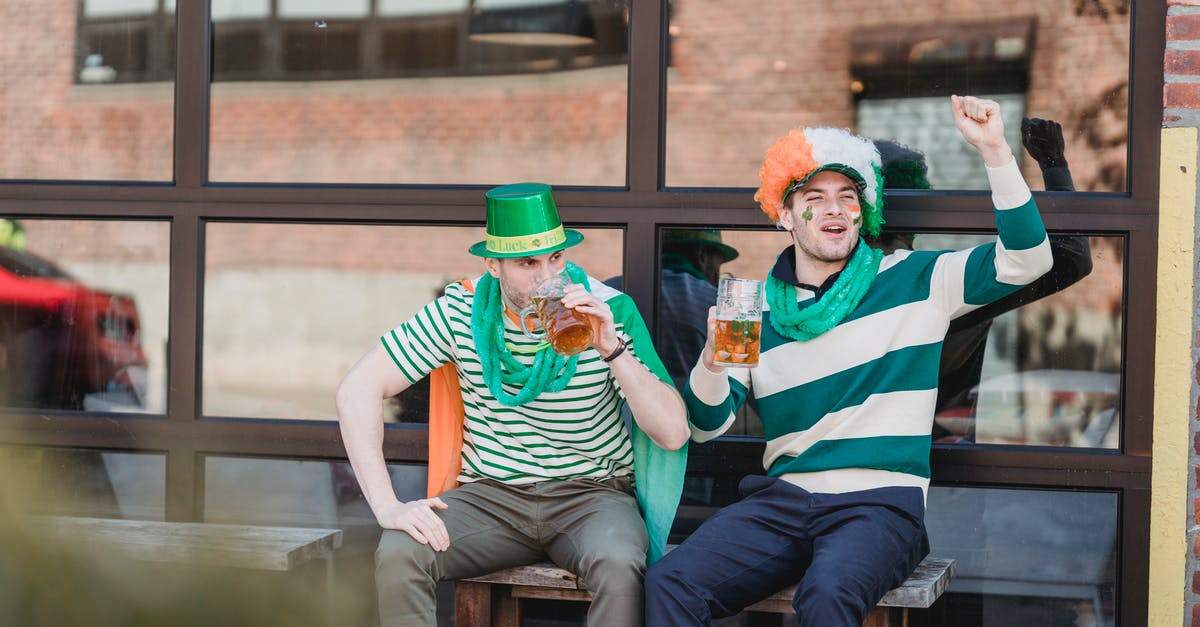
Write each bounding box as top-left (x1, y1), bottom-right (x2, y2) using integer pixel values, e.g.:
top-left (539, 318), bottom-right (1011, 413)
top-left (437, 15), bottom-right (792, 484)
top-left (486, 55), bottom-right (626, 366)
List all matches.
top-left (38, 516), bottom-right (343, 571)
top-left (37, 516), bottom-right (343, 625)
top-left (455, 555), bottom-right (955, 627)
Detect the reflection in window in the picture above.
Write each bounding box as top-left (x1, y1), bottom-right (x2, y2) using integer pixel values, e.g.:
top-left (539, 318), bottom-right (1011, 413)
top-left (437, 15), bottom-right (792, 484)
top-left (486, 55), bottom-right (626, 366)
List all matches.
top-left (209, 0), bottom-right (629, 185)
top-left (202, 455), bottom-right (431, 625)
top-left (0, 2), bottom-right (174, 180)
top-left (633, 228), bottom-right (761, 436)
top-left (0, 446), bottom-right (165, 520)
top-left (912, 234), bottom-right (1122, 449)
top-left (76, 0), bottom-right (176, 84)
top-left (201, 223), bottom-right (623, 420)
top-left (658, 229), bottom-right (1123, 448)
top-left (926, 486), bottom-right (1117, 626)
top-left (665, 0), bottom-right (1129, 191)
top-left (0, 220), bottom-right (169, 414)
top-left (203, 455), bottom-right (425, 527)
top-left (211, 0), bottom-right (625, 82)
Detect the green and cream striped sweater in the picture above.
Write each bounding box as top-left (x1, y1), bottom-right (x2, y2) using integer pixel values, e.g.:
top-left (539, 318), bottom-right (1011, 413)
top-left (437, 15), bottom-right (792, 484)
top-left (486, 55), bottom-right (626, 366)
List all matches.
top-left (382, 276), bottom-right (669, 485)
top-left (685, 159), bottom-right (1053, 498)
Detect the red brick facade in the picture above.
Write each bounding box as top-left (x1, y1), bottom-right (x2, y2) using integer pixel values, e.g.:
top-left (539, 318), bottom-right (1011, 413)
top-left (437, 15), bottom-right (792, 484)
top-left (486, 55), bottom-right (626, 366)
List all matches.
top-left (1, 1), bottom-right (1130, 194)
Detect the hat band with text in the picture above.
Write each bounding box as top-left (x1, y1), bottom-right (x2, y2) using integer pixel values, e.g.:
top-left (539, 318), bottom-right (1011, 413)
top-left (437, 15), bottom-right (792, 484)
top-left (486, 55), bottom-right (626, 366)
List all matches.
top-left (486, 226), bottom-right (567, 255)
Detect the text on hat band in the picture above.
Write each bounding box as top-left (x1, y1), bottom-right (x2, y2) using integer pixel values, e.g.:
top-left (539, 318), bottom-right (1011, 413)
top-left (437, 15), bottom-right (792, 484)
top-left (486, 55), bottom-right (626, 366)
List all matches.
top-left (486, 226), bottom-right (567, 254)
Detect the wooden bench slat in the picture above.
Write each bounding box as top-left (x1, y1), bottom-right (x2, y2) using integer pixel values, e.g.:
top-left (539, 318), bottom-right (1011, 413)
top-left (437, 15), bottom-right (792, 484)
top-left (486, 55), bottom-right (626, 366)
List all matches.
top-left (38, 516), bottom-right (344, 571)
top-left (463, 555), bottom-right (954, 610)
top-left (509, 586), bottom-right (593, 602)
top-left (877, 556), bottom-right (956, 608)
top-left (466, 562), bottom-right (582, 589)
top-left (745, 556), bottom-right (956, 611)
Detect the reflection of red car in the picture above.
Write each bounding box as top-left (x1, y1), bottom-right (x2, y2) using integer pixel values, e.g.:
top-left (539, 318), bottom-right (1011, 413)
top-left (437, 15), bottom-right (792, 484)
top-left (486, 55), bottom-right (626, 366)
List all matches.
top-left (0, 247), bottom-right (147, 410)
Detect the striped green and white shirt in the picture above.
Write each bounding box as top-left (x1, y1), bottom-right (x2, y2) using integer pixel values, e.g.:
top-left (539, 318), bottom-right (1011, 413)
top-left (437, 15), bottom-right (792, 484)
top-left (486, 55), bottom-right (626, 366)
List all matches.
top-left (382, 275), bottom-right (669, 485)
top-left (685, 158), bottom-right (1054, 498)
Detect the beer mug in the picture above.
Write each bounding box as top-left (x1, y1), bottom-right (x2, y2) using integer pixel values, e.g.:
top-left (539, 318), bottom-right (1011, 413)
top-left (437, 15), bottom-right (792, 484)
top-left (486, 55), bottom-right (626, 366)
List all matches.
top-left (518, 274), bottom-right (595, 356)
top-left (713, 277), bottom-right (764, 367)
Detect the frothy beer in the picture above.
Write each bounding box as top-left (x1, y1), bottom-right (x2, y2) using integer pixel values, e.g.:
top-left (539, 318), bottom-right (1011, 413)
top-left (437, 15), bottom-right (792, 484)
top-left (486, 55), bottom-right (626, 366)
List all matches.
top-left (713, 277), bottom-right (764, 368)
top-left (713, 318), bottom-right (761, 367)
top-left (519, 274), bottom-right (597, 356)
top-left (532, 295), bottom-right (593, 356)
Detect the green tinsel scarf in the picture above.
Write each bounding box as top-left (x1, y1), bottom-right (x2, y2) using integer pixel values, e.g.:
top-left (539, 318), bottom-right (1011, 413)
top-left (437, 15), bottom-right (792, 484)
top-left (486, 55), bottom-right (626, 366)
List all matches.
top-left (766, 239), bottom-right (883, 342)
top-left (472, 261), bottom-right (591, 406)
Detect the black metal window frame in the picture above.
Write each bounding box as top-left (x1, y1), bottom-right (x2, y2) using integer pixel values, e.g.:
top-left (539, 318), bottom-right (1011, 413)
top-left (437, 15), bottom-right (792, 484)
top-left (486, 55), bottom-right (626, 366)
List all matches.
top-left (2, 1), bottom-right (1163, 623)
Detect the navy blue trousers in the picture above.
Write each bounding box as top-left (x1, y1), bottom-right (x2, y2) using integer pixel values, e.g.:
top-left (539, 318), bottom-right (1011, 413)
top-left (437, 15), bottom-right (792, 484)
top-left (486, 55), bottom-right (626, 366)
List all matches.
top-left (645, 476), bottom-right (929, 627)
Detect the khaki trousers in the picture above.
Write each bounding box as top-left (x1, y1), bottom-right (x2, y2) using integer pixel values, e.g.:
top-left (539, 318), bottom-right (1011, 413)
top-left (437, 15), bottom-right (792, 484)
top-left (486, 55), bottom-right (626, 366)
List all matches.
top-left (375, 477), bottom-right (648, 627)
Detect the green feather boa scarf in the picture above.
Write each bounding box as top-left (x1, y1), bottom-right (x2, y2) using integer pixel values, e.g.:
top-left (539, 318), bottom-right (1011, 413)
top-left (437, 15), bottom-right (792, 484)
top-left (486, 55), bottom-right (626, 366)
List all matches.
top-left (766, 239), bottom-right (882, 342)
top-left (472, 261), bottom-right (591, 406)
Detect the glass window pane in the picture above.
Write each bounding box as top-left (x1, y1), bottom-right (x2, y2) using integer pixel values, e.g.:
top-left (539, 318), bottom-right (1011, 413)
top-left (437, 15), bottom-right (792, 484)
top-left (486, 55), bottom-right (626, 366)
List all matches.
top-left (0, 446), bottom-right (165, 520)
top-left (278, 0), bottom-right (369, 19)
top-left (656, 229), bottom-right (1123, 448)
top-left (0, 220), bottom-right (169, 414)
top-left (378, 0), bottom-right (467, 17)
top-left (0, 3), bottom-right (174, 180)
top-left (83, 0), bottom-right (159, 18)
top-left (204, 456), bottom-right (424, 526)
top-left (211, 0), bottom-right (270, 21)
top-left (911, 234), bottom-right (1123, 449)
top-left (209, 1), bottom-right (629, 185)
top-left (926, 486), bottom-right (1117, 626)
top-left (202, 223), bottom-right (623, 419)
top-left (665, 1), bottom-right (1129, 192)
top-left (281, 22), bottom-right (362, 75)
top-left (202, 455), bottom-right (428, 625)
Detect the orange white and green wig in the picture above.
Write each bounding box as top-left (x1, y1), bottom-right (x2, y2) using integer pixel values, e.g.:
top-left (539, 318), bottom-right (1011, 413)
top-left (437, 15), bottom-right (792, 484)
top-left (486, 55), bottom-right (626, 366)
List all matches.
top-left (753, 127), bottom-right (886, 237)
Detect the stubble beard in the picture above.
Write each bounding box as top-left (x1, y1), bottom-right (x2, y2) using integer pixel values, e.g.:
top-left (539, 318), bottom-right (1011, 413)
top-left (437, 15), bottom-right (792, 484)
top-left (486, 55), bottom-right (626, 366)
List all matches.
top-left (497, 273), bottom-right (533, 311)
top-left (794, 229), bottom-right (855, 265)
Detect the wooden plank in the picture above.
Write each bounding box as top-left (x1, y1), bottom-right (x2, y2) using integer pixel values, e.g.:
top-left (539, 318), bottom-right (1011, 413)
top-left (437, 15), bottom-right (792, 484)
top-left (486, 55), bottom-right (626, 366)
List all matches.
top-left (861, 606), bottom-right (901, 627)
top-left (453, 580), bottom-right (492, 627)
top-left (746, 556), bottom-right (954, 611)
top-left (509, 586), bottom-right (593, 602)
top-left (37, 516), bottom-right (343, 571)
top-left (463, 562), bottom-right (582, 589)
top-left (743, 596), bottom-right (794, 613)
top-left (463, 554), bottom-right (953, 611)
top-left (877, 556), bottom-right (955, 608)
top-left (491, 584), bottom-right (521, 627)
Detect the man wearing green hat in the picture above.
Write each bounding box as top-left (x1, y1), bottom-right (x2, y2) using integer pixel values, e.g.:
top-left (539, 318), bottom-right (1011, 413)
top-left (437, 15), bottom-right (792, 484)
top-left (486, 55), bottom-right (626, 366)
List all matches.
top-left (336, 182), bottom-right (689, 626)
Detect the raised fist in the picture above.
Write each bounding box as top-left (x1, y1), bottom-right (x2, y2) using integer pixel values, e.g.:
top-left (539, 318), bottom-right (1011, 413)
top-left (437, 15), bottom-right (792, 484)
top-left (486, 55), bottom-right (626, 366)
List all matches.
top-left (1021, 117), bottom-right (1068, 170)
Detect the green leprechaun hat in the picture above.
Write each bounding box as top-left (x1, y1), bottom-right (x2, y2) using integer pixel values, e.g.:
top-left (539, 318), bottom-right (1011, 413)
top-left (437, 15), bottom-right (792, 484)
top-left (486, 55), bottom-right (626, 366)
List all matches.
top-left (468, 182), bottom-right (585, 258)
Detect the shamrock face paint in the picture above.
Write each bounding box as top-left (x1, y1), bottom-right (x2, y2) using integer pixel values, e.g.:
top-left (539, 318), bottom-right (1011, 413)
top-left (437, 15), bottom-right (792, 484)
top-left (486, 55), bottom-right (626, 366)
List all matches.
top-left (802, 205), bottom-right (814, 221)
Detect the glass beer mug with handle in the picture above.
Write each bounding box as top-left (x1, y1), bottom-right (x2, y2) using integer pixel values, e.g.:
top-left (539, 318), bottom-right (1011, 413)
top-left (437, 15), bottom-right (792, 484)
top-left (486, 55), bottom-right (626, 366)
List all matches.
top-left (518, 273), bottom-right (595, 356)
top-left (713, 277), bottom-right (764, 367)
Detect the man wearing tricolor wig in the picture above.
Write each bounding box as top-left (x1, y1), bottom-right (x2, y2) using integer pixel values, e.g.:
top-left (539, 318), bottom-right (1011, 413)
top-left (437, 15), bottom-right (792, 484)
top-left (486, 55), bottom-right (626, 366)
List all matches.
top-left (337, 183), bottom-right (689, 626)
top-left (644, 96), bottom-right (1053, 625)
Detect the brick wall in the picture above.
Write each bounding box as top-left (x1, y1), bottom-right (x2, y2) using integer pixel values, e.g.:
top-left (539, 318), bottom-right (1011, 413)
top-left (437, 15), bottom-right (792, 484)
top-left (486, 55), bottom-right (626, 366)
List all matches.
top-left (0, 0), bottom-right (174, 181)
top-left (1168, 1), bottom-right (1200, 625)
top-left (1, 1), bottom-right (1131, 193)
top-left (666, 0), bottom-right (1130, 190)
